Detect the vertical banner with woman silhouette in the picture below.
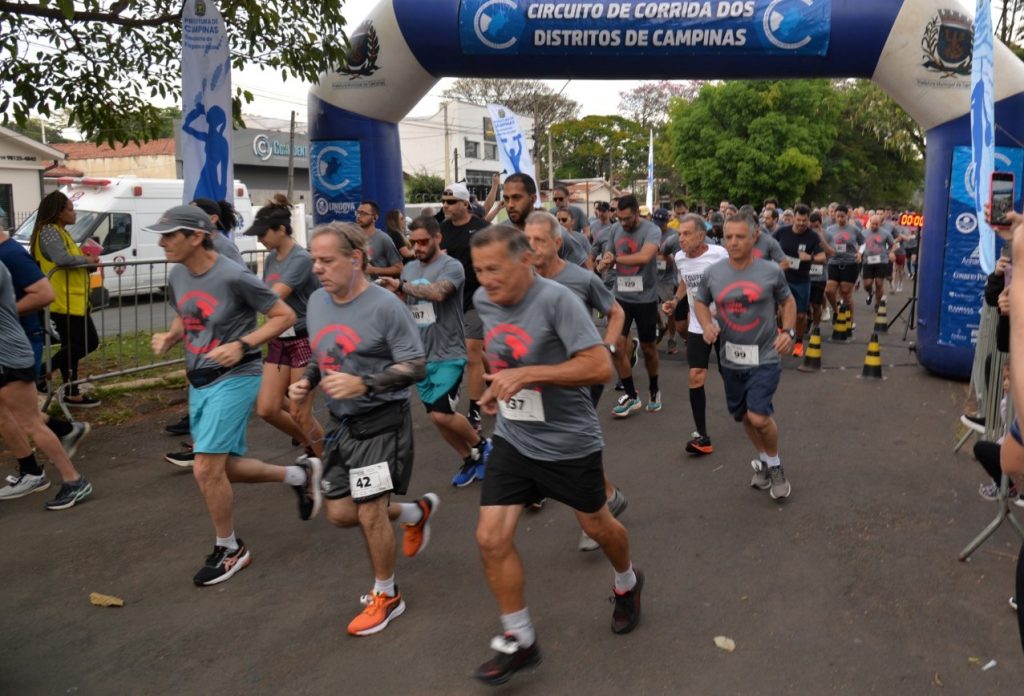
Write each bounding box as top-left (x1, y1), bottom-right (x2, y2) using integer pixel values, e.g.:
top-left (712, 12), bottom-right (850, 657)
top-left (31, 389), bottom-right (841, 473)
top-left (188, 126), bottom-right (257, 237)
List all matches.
top-left (486, 104), bottom-right (535, 183)
top-left (181, 0), bottom-right (233, 205)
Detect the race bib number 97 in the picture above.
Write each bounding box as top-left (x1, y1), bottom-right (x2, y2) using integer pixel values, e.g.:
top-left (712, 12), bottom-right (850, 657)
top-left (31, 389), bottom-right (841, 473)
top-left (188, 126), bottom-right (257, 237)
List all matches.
top-left (499, 389), bottom-right (546, 422)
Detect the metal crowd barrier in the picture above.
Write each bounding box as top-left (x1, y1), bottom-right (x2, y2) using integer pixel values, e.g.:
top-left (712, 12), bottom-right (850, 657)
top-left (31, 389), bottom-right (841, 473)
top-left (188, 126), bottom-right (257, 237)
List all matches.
top-left (40, 249), bottom-right (270, 419)
top-left (958, 304), bottom-right (1024, 561)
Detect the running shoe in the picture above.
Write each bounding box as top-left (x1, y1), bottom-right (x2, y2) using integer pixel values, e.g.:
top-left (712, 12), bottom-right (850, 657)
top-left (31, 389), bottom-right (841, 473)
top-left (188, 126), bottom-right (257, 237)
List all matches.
top-left (403, 492), bottom-right (439, 557)
top-left (474, 438), bottom-right (492, 481)
top-left (791, 342), bottom-right (804, 358)
top-left (164, 414), bottom-right (191, 436)
top-left (821, 305), bottom-right (832, 323)
top-left (63, 394), bottom-right (101, 408)
top-left (768, 465), bottom-right (791, 500)
top-left (578, 530), bottom-right (600, 552)
top-left (685, 433), bottom-right (713, 456)
top-left (608, 487), bottom-right (628, 517)
top-left (193, 540), bottom-right (251, 586)
top-left (0, 472), bottom-right (50, 500)
top-left (614, 380), bottom-right (625, 392)
top-left (61, 421), bottom-right (91, 458)
top-left (960, 414), bottom-right (986, 434)
top-left (473, 634), bottom-right (542, 685)
top-left (612, 394), bottom-right (642, 418)
top-left (293, 456), bottom-right (323, 521)
top-left (978, 481), bottom-right (1019, 501)
top-left (1011, 597), bottom-right (1018, 612)
top-left (347, 590), bottom-right (405, 636)
top-left (468, 409), bottom-right (483, 434)
top-left (666, 339), bottom-right (679, 355)
top-left (630, 337), bottom-right (640, 368)
top-left (44, 476), bottom-right (93, 510)
top-left (865, 292), bottom-right (872, 306)
top-left (645, 392), bottom-right (662, 413)
top-left (165, 443), bottom-right (195, 468)
top-left (750, 459), bottom-right (771, 490)
top-left (527, 497), bottom-right (546, 511)
top-left (452, 460), bottom-right (478, 487)
top-left (610, 567), bottom-right (644, 634)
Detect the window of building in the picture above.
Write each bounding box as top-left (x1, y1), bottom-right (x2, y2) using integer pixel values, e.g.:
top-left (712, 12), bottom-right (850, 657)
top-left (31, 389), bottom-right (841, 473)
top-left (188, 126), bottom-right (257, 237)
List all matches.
top-left (464, 140), bottom-right (480, 159)
top-left (0, 184), bottom-right (12, 228)
top-left (465, 169), bottom-right (498, 188)
top-left (484, 143), bottom-right (498, 161)
top-left (483, 117), bottom-right (496, 142)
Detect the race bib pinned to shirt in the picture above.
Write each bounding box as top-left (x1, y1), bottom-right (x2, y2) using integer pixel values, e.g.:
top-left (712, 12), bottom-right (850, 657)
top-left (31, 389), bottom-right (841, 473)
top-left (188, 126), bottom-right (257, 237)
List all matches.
top-left (724, 341), bottom-right (759, 366)
top-left (866, 254), bottom-right (882, 265)
top-left (410, 302), bottom-right (436, 327)
top-left (617, 276), bottom-right (644, 293)
top-left (657, 259), bottom-right (667, 272)
top-left (810, 263), bottom-right (824, 277)
top-left (835, 243), bottom-right (848, 253)
top-left (499, 389), bottom-right (545, 422)
top-left (785, 255), bottom-right (801, 270)
top-left (279, 326), bottom-right (297, 338)
top-left (349, 461), bottom-right (394, 500)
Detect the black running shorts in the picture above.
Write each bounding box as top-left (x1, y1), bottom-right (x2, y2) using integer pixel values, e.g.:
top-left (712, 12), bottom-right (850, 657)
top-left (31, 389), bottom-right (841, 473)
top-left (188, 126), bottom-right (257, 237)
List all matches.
top-left (321, 402), bottom-right (414, 502)
top-left (620, 300), bottom-right (659, 344)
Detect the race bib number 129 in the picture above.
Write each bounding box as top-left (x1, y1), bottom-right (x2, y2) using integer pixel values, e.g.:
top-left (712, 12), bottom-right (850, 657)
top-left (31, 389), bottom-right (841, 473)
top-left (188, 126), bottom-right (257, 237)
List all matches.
top-left (617, 276), bottom-right (644, 293)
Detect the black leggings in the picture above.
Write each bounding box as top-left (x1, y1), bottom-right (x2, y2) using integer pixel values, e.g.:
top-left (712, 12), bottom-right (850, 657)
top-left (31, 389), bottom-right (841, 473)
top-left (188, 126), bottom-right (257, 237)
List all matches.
top-left (49, 312), bottom-right (99, 396)
top-left (973, 440), bottom-right (1003, 486)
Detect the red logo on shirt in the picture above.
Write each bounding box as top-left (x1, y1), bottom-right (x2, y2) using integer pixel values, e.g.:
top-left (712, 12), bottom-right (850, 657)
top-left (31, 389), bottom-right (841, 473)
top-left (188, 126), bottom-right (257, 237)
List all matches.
top-left (716, 281), bottom-right (764, 333)
top-left (484, 323), bottom-right (533, 369)
top-left (265, 273), bottom-right (282, 286)
top-left (311, 324), bottom-right (362, 372)
top-left (178, 290), bottom-right (221, 355)
top-left (614, 236), bottom-right (640, 276)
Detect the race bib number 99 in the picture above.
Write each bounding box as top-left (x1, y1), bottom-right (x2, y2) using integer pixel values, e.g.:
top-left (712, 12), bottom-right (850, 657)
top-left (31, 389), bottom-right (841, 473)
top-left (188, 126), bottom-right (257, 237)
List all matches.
top-left (617, 276), bottom-right (644, 293)
top-left (724, 341), bottom-right (759, 366)
top-left (349, 461), bottom-right (394, 499)
top-left (499, 389), bottom-right (546, 422)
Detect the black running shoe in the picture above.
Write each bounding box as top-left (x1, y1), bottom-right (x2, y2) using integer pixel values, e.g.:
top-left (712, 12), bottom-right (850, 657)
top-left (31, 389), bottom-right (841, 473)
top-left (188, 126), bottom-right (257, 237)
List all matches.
top-left (468, 409), bottom-right (482, 434)
top-left (611, 567), bottom-right (644, 634)
top-left (61, 421), bottom-right (91, 458)
top-left (293, 456), bottom-right (323, 521)
top-left (165, 414), bottom-right (191, 436)
top-left (193, 540), bottom-right (251, 586)
top-left (165, 443), bottom-right (195, 468)
top-left (473, 634), bottom-right (542, 685)
top-left (44, 476), bottom-right (92, 511)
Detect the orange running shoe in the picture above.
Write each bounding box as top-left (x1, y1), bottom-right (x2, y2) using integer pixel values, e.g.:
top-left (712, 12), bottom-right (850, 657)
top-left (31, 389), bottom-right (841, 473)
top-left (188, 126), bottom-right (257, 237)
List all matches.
top-left (402, 492), bottom-right (439, 557)
top-left (791, 342), bottom-right (804, 358)
top-left (347, 590), bottom-right (406, 636)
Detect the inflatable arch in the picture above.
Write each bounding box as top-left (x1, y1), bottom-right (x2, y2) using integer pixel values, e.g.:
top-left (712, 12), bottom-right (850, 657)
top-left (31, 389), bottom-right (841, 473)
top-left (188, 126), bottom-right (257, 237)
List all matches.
top-left (308, 0), bottom-right (1024, 378)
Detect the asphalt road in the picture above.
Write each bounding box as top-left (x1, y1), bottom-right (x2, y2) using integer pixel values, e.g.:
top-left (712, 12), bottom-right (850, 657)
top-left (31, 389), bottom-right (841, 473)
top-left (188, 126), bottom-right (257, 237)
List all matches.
top-left (3, 325), bottom-right (1024, 694)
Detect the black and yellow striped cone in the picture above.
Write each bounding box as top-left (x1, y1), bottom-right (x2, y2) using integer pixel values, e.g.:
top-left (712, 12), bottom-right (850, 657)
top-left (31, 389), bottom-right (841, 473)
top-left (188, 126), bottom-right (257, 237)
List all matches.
top-left (797, 326), bottom-right (823, 372)
top-left (830, 301), bottom-right (852, 343)
top-left (860, 332), bottom-right (884, 379)
top-left (873, 299), bottom-right (888, 334)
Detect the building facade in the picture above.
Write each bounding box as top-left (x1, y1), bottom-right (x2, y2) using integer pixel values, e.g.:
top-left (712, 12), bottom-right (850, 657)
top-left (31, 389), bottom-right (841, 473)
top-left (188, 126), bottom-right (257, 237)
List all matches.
top-left (0, 127), bottom-right (67, 229)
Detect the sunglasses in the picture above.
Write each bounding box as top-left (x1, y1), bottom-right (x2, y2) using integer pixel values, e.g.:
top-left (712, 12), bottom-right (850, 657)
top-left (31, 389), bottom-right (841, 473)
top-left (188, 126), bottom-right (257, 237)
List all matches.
top-left (410, 237), bottom-right (432, 246)
top-left (553, 197), bottom-right (564, 202)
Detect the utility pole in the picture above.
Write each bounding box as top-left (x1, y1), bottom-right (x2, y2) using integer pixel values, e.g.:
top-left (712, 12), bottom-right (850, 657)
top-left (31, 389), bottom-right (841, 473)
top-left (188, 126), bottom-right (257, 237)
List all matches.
top-left (443, 102), bottom-right (451, 182)
top-left (454, 148), bottom-right (460, 183)
top-left (286, 110), bottom-right (296, 201)
top-left (547, 129), bottom-right (554, 191)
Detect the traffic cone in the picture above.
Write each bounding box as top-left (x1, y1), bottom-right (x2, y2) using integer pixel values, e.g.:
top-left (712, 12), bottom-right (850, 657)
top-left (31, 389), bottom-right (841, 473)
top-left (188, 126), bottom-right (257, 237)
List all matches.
top-left (830, 301), bottom-right (851, 343)
top-left (859, 333), bottom-right (884, 379)
top-left (873, 299), bottom-right (888, 334)
top-left (797, 326), bottom-right (823, 372)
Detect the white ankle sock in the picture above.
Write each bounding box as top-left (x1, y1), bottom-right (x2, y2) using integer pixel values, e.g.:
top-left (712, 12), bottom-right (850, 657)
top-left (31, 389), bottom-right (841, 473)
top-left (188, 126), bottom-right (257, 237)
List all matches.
top-left (765, 454), bottom-right (781, 468)
top-left (500, 608), bottom-right (535, 648)
top-left (215, 533), bottom-right (238, 551)
top-left (396, 502), bottom-right (422, 525)
top-left (374, 575), bottom-right (396, 597)
top-left (282, 465), bottom-right (306, 487)
top-left (614, 564), bottom-right (637, 593)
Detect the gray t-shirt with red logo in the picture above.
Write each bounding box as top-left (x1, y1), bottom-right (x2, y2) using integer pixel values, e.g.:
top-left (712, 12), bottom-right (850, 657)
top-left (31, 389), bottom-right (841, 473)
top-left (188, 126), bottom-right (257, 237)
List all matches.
top-left (366, 229), bottom-right (402, 270)
top-left (263, 245), bottom-right (320, 335)
top-left (167, 255), bottom-right (278, 382)
top-left (551, 261), bottom-right (615, 316)
top-left (863, 229), bottom-right (895, 264)
top-left (695, 258), bottom-right (792, 370)
top-left (474, 276), bottom-right (605, 460)
top-left (306, 283), bottom-right (424, 418)
top-left (611, 219), bottom-right (662, 304)
top-left (825, 224), bottom-right (864, 265)
top-left (400, 253), bottom-right (466, 362)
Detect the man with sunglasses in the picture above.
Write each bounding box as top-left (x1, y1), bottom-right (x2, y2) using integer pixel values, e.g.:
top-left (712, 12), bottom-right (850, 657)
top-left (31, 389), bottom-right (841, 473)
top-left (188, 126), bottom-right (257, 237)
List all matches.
top-left (439, 182), bottom-right (492, 434)
top-left (354, 200), bottom-right (402, 279)
top-left (552, 185), bottom-right (590, 240)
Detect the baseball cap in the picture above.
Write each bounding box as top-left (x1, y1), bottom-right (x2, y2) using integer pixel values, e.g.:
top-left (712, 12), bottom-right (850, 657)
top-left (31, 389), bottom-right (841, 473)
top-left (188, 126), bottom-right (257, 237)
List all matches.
top-left (145, 205), bottom-right (213, 234)
top-left (639, 205), bottom-right (651, 217)
top-left (652, 208), bottom-right (671, 223)
top-left (442, 182), bottom-right (470, 202)
top-left (243, 206), bottom-right (291, 236)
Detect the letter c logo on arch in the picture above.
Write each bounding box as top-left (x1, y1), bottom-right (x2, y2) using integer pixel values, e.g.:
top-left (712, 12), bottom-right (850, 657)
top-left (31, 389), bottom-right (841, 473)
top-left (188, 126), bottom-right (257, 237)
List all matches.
top-left (762, 0), bottom-right (827, 51)
top-left (463, 0), bottom-right (525, 52)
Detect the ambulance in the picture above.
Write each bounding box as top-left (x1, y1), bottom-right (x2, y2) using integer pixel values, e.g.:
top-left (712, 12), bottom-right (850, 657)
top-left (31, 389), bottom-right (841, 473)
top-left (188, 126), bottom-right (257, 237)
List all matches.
top-left (14, 176), bottom-right (256, 303)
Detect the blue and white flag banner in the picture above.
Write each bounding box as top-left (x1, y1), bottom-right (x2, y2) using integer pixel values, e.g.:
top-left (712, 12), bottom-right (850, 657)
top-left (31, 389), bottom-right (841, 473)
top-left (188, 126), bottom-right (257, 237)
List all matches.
top-left (486, 103), bottom-right (536, 183)
top-left (646, 128), bottom-right (654, 210)
top-left (971, 0), bottom-right (995, 275)
top-left (181, 0), bottom-right (233, 205)
top-left (460, 0), bottom-right (832, 57)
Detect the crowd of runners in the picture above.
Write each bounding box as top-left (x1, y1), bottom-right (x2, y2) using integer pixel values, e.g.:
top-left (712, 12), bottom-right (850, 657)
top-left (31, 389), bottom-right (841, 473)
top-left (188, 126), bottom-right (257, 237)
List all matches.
top-left (0, 178), bottom-right (928, 683)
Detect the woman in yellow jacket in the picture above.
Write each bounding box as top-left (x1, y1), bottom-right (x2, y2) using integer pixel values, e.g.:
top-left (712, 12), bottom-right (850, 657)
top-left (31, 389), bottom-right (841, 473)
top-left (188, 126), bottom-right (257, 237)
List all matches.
top-left (30, 191), bottom-right (101, 407)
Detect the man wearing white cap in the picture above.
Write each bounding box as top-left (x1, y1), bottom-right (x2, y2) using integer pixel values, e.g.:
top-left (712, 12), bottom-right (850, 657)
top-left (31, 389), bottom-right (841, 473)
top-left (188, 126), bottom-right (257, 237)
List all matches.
top-left (146, 205), bottom-right (321, 587)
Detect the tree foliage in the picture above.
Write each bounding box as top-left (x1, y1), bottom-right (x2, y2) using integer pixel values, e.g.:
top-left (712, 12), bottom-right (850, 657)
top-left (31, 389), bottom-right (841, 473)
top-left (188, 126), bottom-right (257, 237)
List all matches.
top-left (666, 79), bottom-right (923, 207)
top-left (549, 115), bottom-right (646, 186)
top-left (0, 0), bottom-right (350, 145)
top-left (10, 115), bottom-right (72, 144)
top-left (442, 78), bottom-right (580, 125)
top-left (618, 80), bottom-right (706, 127)
top-left (405, 171), bottom-right (445, 201)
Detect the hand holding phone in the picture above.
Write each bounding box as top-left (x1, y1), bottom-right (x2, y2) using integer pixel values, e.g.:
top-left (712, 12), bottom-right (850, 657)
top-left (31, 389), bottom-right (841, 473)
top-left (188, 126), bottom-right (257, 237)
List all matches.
top-left (990, 172), bottom-right (1015, 229)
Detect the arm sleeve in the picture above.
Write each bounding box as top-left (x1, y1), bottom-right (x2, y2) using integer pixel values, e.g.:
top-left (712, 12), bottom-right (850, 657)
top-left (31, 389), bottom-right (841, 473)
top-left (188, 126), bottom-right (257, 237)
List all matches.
top-left (587, 274), bottom-right (615, 316)
top-left (382, 235), bottom-right (402, 266)
top-left (768, 237), bottom-right (786, 263)
top-left (552, 286), bottom-right (603, 355)
top-left (695, 268), bottom-right (713, 304)
top-left (234, 267), bottom-right (280, 314)
top-left (279, 252), bottom-right (313, 291)
top-left (38, 226), bottom-right (89, 267)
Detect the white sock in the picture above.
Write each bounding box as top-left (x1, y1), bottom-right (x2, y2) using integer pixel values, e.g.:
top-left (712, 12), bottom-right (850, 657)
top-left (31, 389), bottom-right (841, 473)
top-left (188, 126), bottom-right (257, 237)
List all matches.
top-left (282, 465), bottom-right (306, 487)
top-left (374, 575), bottom-right (396, 597)
top-left (215, 533), bottom-right (238, 551)
top-left (500, 607), bottom-right (535, 648)
top-left (396, 502), bottom-right (423, 526)
top-left (758, 451), bottom-right (768, 463)
top-left (614, 564), bottom-right (637, 593)
top-left (765, 454), bottom-right (781, 468)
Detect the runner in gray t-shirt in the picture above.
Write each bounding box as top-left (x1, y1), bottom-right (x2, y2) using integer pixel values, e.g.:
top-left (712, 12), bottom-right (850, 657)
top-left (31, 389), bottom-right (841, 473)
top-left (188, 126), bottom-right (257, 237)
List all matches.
top-left (653, 209), bottom-right (681, 353)
top-left (355, 200), bottom-right (403, 279)
top-left (590, 225), bottom-right (617, 290)
top-left (693, 213), bottom-right (796, 501)
top-left (291, 222), bottom-right (438, 638)
top-left (823, 205), bottom-right (865, 328)
top-left (468, 224), bottom-right (643, 684)
top-left (379, 216), bottom-right (490, 489)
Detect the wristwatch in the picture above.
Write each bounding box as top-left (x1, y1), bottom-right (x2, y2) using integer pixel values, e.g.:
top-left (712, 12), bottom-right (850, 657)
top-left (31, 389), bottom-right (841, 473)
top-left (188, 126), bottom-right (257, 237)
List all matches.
top-left (784, 328), bottom-right (796, 340)
top-left (237, 337), bottom-right (252, 351)
top-left (604, 343), bottom-right (617, 355)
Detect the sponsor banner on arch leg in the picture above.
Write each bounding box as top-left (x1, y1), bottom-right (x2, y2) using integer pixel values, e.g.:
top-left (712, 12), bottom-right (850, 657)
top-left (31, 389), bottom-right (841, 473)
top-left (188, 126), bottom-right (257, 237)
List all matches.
top-left (940, 145), bottom-right (1022, 348)
top-left (310, 141), bottom-right (362, 224)
top-left (459, 0), bottom-right (831, 56)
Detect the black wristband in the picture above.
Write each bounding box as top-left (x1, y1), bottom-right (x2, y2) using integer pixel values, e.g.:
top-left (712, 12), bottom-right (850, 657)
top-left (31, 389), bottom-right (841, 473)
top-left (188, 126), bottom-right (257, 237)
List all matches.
top-left (237, 337), bottom-right (251, 351)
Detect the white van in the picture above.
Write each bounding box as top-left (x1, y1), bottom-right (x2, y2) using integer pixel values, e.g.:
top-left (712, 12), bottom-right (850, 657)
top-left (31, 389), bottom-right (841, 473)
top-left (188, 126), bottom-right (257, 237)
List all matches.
top-left (14, 176), bottom-right (255, 300)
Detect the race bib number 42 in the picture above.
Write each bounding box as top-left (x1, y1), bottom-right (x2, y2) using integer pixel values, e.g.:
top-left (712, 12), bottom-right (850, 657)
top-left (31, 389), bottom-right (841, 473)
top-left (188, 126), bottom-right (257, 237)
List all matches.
top-left (349, 461), bottom-right (394, 499)
top-left (617, 276), bottom-right (644, 293)
top-left (724, 341), bottom-right (759, 366)
top-left (499, 389), bottom-right (546, 422)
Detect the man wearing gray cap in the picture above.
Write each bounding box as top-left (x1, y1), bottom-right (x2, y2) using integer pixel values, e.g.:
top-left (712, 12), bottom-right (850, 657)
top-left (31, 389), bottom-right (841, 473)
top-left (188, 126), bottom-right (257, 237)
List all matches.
top-left (146, 206), bottom-right (317, 587)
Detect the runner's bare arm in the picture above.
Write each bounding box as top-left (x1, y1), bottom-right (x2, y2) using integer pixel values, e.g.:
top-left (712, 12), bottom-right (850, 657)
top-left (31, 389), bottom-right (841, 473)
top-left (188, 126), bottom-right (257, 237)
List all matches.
top-left (483, 345), bottom-right (611, 402)
top-left (152, 316), bottom-right (185, 355)
top-left (693, 300), bottom-right (719, 345)
top-left (614, 242), bottom-right (659, 267)
top-left (400, 278), bottom-right (456, 303)
top-left (603, 301), bottom-right (625, 346)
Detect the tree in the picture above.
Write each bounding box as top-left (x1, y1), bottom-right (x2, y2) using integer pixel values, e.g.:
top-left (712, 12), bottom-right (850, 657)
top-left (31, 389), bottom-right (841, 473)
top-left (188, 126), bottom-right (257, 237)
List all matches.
top-left (549, 115), bottom-right (646, 185)
top-left (405, 171), bottom-right (445, 202)
top-left (1, 1), bottom-right (350, 145)
top-left (618, 80), bottom-right (706, 128)
top-left (10, 115), bottom-right (72, 144)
